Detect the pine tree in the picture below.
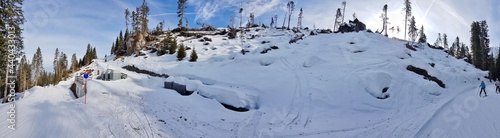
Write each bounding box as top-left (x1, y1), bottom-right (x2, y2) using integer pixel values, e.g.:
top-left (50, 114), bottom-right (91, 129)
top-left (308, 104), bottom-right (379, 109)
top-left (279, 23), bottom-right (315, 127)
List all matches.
top-left (53, 49), bottom-right (61, 84)
top-left (17, 55), bottom-right (27, 92)
top-left (1, 0), bottom-right (26, 100)
top-left (59, 53), bottom-right (68, 80)
top-left (177, 43), bottom-right (186, 61)
top-left (403, 0), bottom-right (412, 40)
top-left (31, 47), bottom-right (43, 86)
top-left (177, 0), bottom-right (188, 30)
top-left (297, 8), bottom-right (303, 29)
top-left (480, 21), bottom-right (490, 70)
top-left (141, 0), bottom-right (150, 34)
top-left (53, 48), bottom-right (60, 80)
top-left (239, 8), bottom-right (243, 28)
top-left (111, 42), bottom-right (115, 55)
top-left (287, 1), bottom-right (295, 29)
top-left (381, 4), bottom-right (389, 36)
top-left (71, 53), bottom-right (78, 73)
top-left (418, 25), bottom-right (426, 43)
top-left (408, 16), bottom-right (418, 42)
top-left (169, 34), bottom-right (178, 54)
top-left (458, 43), bottom-right (466, 59)
top-left (249, 12), bottom-right (255, 27)
top-left (270, 17), bottom-right (274, 29)
top-left (450, 37), bottom-right (459, 57)
top-left (118, 31), bottom-right (124, 55)
top-left (93, 47), bottom-right (97, 59)
top-left (341, 1), bottom-right (346, 23)
top-left (125, 8), bottom-right (130, 30)
top-left (488, 54), bottom-right (495, 80)
top-left (334, 8), bottom-right (342, 32)
top-left (443, 34), bottom-right (448, 51)
top-left (189, 47), bottom-right (198, 62)
top-left (434, 33), bottom-right (442, 48)
top-left (495, 48), bottom-right (500, 79)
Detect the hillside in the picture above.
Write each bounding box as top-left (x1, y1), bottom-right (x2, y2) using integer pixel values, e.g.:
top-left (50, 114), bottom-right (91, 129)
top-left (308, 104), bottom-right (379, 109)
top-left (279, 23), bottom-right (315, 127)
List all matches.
top-left (1, 28), bottom-right (499, 138)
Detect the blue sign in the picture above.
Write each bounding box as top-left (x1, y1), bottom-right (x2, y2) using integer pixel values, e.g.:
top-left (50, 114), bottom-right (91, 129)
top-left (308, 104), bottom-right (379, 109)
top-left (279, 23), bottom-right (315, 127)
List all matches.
top-left (83, 72), bottom-right (89, 79)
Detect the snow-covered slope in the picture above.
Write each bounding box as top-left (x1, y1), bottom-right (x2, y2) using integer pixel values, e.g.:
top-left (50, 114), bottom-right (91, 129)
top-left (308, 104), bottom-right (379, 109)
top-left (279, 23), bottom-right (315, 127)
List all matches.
top-left (1, 28), bottom-right (499, 138)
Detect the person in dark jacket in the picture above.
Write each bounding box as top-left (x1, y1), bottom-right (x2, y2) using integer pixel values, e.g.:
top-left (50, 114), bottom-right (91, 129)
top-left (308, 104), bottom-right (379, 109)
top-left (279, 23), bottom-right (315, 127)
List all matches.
top-left (479, 81), bottom-right (487, 97)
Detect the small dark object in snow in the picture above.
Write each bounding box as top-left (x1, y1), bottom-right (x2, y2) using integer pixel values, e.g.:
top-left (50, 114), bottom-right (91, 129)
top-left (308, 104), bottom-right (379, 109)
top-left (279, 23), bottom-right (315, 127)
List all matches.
top-left (241, 49), bottom-right (249, 55)
top-left (261, 48), bottom-right (272, 54)
top-left (429, 63), bottom-right (435, 67)
top-left (204, 42), bottom-right (210, 45)
top-left (382, 87), bottom-right (389, 93)
top-left (203, 37), bottom-right (212, 42)
top-left (406, 44), bottom-right (417, 51)
top-left (158, 119), bottom-right (166, 124)
top-left (349, 42), bottom-right (355, 44)
top-left (270, 45), bottom-right (279, 50)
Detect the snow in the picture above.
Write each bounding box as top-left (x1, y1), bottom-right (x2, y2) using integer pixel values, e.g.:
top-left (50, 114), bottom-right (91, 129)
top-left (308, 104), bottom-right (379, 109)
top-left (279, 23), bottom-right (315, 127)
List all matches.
top-left (1, 28), bottom-right (498, 137)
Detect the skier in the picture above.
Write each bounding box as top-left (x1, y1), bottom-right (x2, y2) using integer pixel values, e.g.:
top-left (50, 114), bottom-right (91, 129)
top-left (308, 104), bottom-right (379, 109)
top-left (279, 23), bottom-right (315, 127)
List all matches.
top-left (479, 81), bottom-right (487, 97)
top-left (496, 78), bottom-right (500, 93)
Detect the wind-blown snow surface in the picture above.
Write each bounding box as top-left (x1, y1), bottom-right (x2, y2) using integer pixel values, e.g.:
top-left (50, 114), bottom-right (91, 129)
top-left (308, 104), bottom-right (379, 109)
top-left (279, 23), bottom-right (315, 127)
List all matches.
top-left (1, 29), bottom-right (499, 138)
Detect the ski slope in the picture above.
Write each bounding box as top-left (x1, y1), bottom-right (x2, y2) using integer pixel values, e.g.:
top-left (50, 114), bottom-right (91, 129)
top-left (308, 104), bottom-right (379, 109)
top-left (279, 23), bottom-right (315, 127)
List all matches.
top-left (1, 28), bottom-right (499, 137)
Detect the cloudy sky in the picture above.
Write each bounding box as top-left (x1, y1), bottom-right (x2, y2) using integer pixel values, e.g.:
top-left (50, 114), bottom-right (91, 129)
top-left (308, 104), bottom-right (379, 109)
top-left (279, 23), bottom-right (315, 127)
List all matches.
top-left (22, 0), bottom-right (500, 72)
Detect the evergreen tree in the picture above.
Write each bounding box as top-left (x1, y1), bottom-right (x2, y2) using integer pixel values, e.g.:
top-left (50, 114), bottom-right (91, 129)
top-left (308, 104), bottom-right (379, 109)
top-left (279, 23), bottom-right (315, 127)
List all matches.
top-left (458, 43), bottom-right (466, 59)
top-left (470, 21), bottom-right (490, 70)
top-left (51, 48), bottom-right (62, 84)
top-left (495, 48), bottom-right (500, 79)
top-left (177, 0), bottom-right (188, 30)
top-left (270, 17), bottom-right (274, 29)
top-left (53, 48), bottom-right (60, 81)
top-left (417, 25), bottom-right (426, 43)
top-left (141, 0), bottom-right (150, 34)
top-left (189, 47), bottom-right (198, 62)
top-left (59, 53), bottom-right (68, 80)
top-left (31, 47), bottom-right (43, 86)
top-left (403, 0), bottom-right (412, 40)
top-left (450, 37), bottom-right (459, 57)
top-left (381, 4), bottom-right (389, 36)
top-left (249, 12), bottom-right (255, 27)
top-left (169, 35), bottom-right (178, 54)
top-left (17, 55), bottom-right (27, 92)
top-left (177, 43), bottom-right (186, 61)
top-left (118, 30), bottom-right (124, 55)
top-left (125, 8), bottom-right (130, 30)
top-left (408, 16), bottom-right (418, 42)
top-left (71, 53), bottom-right (78, 73)
top-left (111, 42), bottom-right (115, 55)
top-left (341, 1), bottom-right (346, 23)
top-left (480, 21), bottom-right (490, 70)
top-left (1, 0), bottom-right (26, 100)
top-left (488, 54), bottom-right (495, 79)
top-left (434, 33), bottom-right (442, 48)
top-left (297, 8), bottom-right (303, 29)
top-left (92, 47), bottom-right (97, 59)
top-left (239, 8), bottom-right (243, 28)
top-left (287, 1), bottom-right (295, 29)
top-left (443, 34), bottom-right (448, 51)
top-left (334, 8), bottom-right (342, 32)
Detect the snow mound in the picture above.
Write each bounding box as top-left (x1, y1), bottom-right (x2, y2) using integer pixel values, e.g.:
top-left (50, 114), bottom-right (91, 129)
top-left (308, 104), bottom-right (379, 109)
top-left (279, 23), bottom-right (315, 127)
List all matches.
top-left (359, 71), bottom-right (392, 99)
top-left (303, 55), bottom-right (323, 68)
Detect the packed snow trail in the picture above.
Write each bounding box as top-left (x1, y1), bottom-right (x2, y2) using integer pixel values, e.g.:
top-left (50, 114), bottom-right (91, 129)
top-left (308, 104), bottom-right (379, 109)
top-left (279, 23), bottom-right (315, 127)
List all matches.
top-left (416, 83), bottom-right (500, 138)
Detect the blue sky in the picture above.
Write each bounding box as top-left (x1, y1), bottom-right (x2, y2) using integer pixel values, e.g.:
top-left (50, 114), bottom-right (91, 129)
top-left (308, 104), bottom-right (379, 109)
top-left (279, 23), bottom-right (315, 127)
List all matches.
top-left (22, 0), bottom-right (500, 72)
